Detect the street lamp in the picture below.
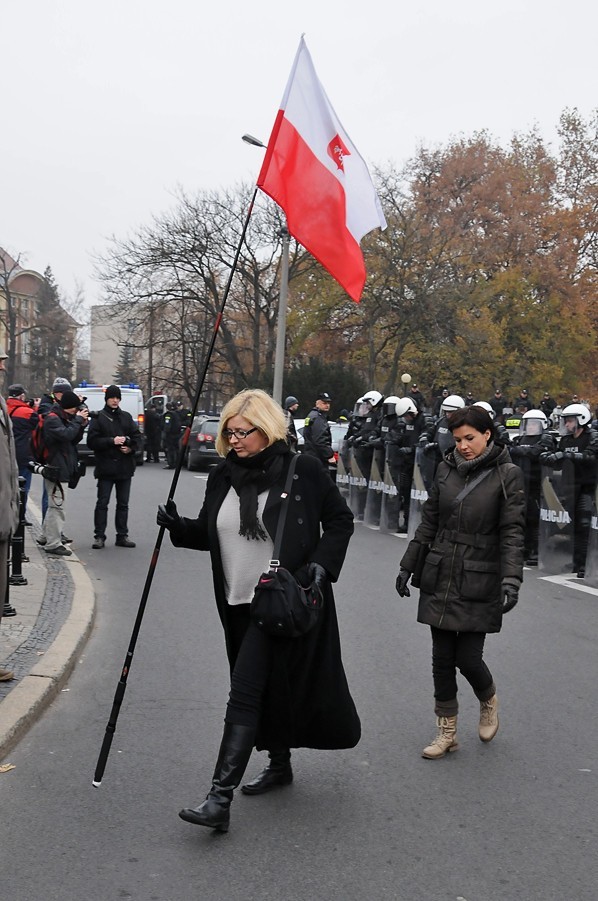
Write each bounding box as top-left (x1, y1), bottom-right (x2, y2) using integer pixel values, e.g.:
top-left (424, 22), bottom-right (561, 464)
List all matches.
top-left (401, 372), bottom-right (412, 397)
top-left (242, 133), bottom-right (289, 406)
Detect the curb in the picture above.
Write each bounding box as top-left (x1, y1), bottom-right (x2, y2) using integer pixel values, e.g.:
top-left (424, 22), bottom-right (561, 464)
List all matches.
top-left (0, 531), bottom-right (96, 761)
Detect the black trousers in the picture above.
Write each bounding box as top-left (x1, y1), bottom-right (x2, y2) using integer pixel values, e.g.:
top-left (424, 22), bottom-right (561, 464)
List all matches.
top-left (430, 627), bottom-right (495, 717)
top-left (94, 478), bottom-right (132, 539)
top-left (225, 614), bottom-right (273, 730)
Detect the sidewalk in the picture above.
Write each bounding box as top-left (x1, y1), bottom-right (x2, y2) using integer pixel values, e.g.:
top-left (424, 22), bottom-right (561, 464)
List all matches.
top-left (0, 501), bottom-right (96, 760)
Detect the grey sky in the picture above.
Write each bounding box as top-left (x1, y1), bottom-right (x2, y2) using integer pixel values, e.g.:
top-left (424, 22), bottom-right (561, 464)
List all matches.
top-left (2, 0), bottom-right (596, 308)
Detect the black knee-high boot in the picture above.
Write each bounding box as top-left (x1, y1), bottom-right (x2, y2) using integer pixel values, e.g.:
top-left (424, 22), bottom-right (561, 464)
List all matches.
top-left (179, 723), bottom-right (255, 832)
top-left (241, 749), bottom-right (293, 795)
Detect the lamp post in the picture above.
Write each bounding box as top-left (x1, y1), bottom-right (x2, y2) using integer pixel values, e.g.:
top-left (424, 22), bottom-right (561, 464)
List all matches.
top-left (242, 133), bottom-right (289, 406)
top-left (401, 372), bottom-right (412, 397)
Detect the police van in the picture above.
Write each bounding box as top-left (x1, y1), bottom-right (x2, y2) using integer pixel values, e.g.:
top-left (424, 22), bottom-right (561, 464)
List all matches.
top-left (74, 383), bottom-right (145, 465)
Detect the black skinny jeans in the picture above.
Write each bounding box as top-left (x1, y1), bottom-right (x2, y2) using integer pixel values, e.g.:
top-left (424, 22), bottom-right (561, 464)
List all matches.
top-left (430, 626), bottom-right (495, 717)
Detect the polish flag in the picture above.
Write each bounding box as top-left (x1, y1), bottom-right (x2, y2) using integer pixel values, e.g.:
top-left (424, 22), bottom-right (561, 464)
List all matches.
top-left (257, 37), bottom-right (387, 303)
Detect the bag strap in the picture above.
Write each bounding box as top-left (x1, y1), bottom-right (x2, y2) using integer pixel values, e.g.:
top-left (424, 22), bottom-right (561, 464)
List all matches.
top-left (450, 467), bottom-right (492, 508)
top-left (269, 454), bottom-right (299, 568)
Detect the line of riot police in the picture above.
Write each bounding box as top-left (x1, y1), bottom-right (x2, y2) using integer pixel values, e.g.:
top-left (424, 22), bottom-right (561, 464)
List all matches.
top-left (336, 393), bottom-right (598, 584)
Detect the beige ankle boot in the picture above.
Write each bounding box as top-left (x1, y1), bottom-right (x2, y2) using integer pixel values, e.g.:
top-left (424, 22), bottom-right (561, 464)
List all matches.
top-left (479, 694), bottom-right (499, 742)
top-left (422, 716), bottom-right (459, 759)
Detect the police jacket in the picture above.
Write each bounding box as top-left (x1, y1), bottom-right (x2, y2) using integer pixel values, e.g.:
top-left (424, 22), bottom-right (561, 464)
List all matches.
top-left (43, 404), bottom-right (86, 482)
top-left (162, 409), bottom-right (182, 440)
top-left (303, 407), bottom-right (333, 464)
top-left (400, 443), bottom-right (525, 634)
top-left (6, 397), bottom-right (39, 468)
top-left (87, 405), bottom-right (141, 480)
top-left (554, 427), bottom-right (598, 489)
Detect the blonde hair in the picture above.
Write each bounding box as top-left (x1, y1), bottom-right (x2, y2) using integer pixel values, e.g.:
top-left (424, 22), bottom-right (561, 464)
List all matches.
top-left (216, 389), bottom-right (288, 456)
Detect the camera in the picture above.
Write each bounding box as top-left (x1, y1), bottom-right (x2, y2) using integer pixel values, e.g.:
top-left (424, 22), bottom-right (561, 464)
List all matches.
top-left (27, 461), bottom-right (60, 481)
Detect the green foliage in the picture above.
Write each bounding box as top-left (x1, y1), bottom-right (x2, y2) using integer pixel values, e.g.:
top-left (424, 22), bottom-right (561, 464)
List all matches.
top-left (282, 358), bottom-right (364, 419)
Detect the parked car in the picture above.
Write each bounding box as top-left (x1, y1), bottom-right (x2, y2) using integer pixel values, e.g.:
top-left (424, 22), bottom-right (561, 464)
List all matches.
top-left (185, 415), bottom-right (220, 471)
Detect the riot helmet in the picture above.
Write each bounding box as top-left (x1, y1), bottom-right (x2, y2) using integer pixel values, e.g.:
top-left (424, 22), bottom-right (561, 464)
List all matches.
top-left (559, 403), bottom-right (591, 435)
top-left (440, 394), bottom-right (465, 415)
top-left (352, 396), bottom-right (365, 416)
top-left (395, 397), bottom-right (418, 418)
top-left (473, 401), bottom-right (495, 419)
top-left (520, 409), bottom-right (548, 437)
top-left (361, 390), bottom-right (383, 408)
top-left (381, 395), bottom-right (401, 418)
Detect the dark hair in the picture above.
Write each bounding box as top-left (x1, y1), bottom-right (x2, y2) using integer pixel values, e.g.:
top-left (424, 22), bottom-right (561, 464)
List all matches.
top-left (447, 405), bottom-right (496, 440)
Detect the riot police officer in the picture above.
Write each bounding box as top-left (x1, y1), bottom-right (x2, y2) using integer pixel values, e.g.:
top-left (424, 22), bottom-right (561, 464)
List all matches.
top-left (346, 390), bottom-right (384, 518)
top-left (541, 403), bottom-right (598, 577)
top-left (392, 397), bottom-right (426, 532)
top-left (418, 394), bottom-right (465, 491)
top-left (509, 409), bottom-right (556, 565)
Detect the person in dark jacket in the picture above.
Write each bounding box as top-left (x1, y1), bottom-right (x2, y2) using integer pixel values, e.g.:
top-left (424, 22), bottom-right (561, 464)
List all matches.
top-left (0, 346), bottom-right (21, 681)
top-left (87, 385), bottom-right (140, 549)
top-left (302, 392), bottom-right (335, 470)
top-left (157, 388), bottom-right (360, 833)
top-left (37, 376), bottom-right (73, 520)
top-left (396, 405), bottom-right (525, 759)
top-left (162, 402), bottom-right (182, 469)
top-left (6, 384), bottom-right (38, 519)
top-left (144, 403), bottom-right (162, 462)
top-left (38, 391), bottom-right (88, 556)
top-left (509, 409), bottom-right (555, 565)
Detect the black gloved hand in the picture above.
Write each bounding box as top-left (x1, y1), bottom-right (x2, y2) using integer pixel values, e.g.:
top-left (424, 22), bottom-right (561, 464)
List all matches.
top-left (502, 584), bottom-right (519, 613)
top-left (395, 569), bottom-right (411, 597)
top-left (157, 499), bottom-right (181, 531)
top-left (423, 442), bottom-right (438, 455)
top-left (308, 562), bottom-right (328, 596)
top-left (542, 452), bottom-right (563, 465)
top-left (398, 446), bottom-right (413, 456)
top-left (563, 450), bottom-right (584, 462)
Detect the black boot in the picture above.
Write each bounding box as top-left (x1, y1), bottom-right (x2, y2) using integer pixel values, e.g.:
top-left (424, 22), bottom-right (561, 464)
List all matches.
top-left (241, 749), bottom-right (293, 795)
top-left (179, 723), bottom-right (255, 832)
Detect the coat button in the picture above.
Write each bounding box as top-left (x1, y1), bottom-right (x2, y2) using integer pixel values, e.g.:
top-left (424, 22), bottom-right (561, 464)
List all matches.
top-left (295, 494), bottom-right (301, 501)
top-left (297, 518), bottom-right (303, 524)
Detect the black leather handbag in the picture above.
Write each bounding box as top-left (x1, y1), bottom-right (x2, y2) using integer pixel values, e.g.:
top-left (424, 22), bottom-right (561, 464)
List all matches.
top-left (250, 455), bottom-right (323, 638)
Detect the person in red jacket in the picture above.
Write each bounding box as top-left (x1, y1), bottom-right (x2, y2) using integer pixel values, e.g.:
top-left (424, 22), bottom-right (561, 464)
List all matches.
top-left (6, 384), bottom-right (38, 521)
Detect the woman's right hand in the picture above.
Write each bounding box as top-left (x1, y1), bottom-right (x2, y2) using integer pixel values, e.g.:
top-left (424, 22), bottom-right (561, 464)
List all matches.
top-left (395, 569), bottom-right (411, 597)
top-left (157, 499), bottom-right (181, 531)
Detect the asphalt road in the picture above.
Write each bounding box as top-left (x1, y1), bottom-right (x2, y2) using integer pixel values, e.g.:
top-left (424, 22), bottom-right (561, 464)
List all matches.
top-left (2, 463), bottom-right (597, 901)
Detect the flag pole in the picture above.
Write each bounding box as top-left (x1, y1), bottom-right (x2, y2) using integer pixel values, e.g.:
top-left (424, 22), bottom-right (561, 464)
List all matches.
top-left (92, 188), bottom-right (259, 787)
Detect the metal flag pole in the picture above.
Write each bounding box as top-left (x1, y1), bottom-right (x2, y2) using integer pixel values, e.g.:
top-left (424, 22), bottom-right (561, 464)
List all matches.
top-left (92, 187), bottom-right (259, 786)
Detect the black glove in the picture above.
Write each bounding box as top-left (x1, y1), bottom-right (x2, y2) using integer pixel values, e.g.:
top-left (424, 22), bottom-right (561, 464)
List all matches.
top-left (395, 569), bottom-right (411, 597)
top-left (563, 450), bottom-right (583, 462)
top-left (542, 451), bottom-right (564, 465)
top-left (398, 446), bottom-right (413, 456)
top-left (502, 584), bottom-right (519, 614)
top-left (423, 442), bottom-right (438, 455)
top-left (157, 499), bottom-right (181, 531)
top-left (308, 562), bottom-right (328, 596)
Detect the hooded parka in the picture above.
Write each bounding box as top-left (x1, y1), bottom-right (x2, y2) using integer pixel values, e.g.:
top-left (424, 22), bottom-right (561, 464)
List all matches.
top-left (400, 443), bottom-right (525, 634)
top-left (168, 451), bottom-right (361, 752)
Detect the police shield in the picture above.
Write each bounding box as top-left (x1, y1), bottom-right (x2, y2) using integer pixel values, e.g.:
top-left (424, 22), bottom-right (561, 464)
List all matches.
top-left (407, 447), bottom-right (430, 540)
top-left (364, 455), bottom-right (383, 527)
top-left (538, 462), bottom-right (575, 574)
top-left (583, 484), bottom-right (598, 587)
top-left (379, 459), bottom-right (399, 533)
top-left (348, 449), bottom-right (368, 519)
top-left (335, 451), bottom-right (350, 501)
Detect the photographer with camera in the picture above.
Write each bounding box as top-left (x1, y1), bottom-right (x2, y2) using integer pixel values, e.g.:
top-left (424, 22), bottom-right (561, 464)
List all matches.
top-left (88, 385), bottom-right (140, 549)
top-left (37, 390), bottom-right (88, 556)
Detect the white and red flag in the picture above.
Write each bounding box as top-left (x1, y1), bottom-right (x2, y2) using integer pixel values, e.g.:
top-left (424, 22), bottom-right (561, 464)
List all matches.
top-left (257, 37), bottom-right (386, 302)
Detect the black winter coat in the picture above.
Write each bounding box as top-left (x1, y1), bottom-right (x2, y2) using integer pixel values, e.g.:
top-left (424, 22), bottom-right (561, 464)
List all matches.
top-left (401, 444), bottom-right (525, 634)
top-left (169, 451), bottom-right (361, 751)
top-left (87, 405), bottom-right (141, 480)
top-left (43, 404), bottom-right (86, 482)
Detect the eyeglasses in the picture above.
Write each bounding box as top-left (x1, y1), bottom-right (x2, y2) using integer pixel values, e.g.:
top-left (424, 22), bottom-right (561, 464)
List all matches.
top-left (222, 427), bottom-right (259, 440)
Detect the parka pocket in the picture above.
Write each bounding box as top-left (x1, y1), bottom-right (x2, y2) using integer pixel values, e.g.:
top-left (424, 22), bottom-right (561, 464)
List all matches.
top-left (460, 559), bottom-right (499, 601)
top-left (420, 550), bottom-right (443, 594)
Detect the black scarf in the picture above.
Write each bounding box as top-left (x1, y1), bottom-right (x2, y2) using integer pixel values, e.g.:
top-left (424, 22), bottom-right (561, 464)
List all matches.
top-left (224, 440), bottom-right (290, 540)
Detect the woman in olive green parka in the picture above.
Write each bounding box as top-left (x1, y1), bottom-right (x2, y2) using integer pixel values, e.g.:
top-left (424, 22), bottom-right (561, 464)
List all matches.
top-left (397, 405), bottom-right (525, 759)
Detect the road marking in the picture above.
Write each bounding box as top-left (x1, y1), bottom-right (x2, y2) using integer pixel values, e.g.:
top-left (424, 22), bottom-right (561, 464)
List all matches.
top-left (539, 573), bottom-right (598, 597)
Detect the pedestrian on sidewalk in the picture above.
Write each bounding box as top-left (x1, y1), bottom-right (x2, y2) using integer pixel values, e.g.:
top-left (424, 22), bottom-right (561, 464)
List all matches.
top-left (38, 391), bottom-right (88, 557)
top-left (396, 405), bottom-right (525, 759)
top-left (157, 388), bottom-right (360, 833)
top-left (6, 383), bottom-right (38, 521)
top-left (88, 385), bottom-right (140, 548)
top-left (0, 345), bottom-right (20, 681)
